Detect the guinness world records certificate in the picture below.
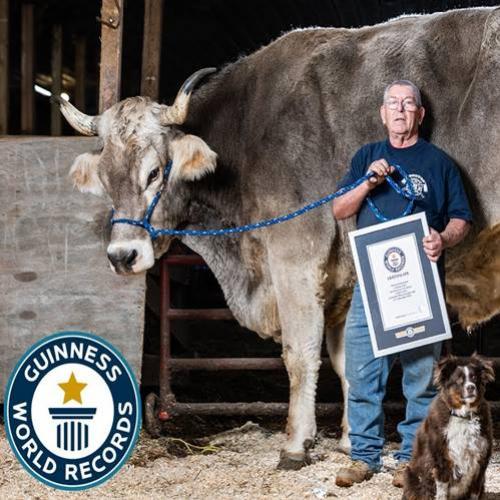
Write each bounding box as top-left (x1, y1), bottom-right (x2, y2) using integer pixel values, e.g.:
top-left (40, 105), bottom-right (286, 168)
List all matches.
top-left (349, 212), bottom-right (452, 357)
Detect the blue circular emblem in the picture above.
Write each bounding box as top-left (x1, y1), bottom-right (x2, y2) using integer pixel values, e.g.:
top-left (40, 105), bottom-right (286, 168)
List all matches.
top-left (402, 174), bottom-right (428, 200)
top-left (4, 331), bottom-right (141, 491)
top-left (384, 247), bottom-right (406, 273)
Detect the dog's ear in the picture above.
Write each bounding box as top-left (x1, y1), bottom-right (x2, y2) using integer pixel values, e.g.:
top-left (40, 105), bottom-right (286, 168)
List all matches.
top-left (434, 355), bottom-right (458, 389)
top-left (471, 352), bottom-right (495, 384)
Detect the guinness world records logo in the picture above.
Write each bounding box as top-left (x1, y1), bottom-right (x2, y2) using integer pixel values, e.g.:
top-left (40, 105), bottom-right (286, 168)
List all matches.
top-left (384, 247), bottom-right (406, 273)
top-left (4, 331), bottom-right (141, 490)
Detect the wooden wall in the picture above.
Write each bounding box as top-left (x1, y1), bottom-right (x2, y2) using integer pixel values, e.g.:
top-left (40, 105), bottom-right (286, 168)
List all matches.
top-left (0, 136), bottom-right (146, 400)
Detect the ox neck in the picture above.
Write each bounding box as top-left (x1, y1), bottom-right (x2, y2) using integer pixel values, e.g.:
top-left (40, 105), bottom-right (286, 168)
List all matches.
top-left (181, 167), bottom-right (240, 229)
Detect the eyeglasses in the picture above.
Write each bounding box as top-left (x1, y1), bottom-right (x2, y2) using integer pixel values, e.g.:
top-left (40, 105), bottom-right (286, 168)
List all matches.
top-left (385, 98), bottom-right (419, 111)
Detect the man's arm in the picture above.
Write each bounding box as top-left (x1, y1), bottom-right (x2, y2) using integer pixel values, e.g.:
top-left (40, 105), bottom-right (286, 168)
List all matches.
top-left (422, 218), bottom-right (471, 262)
top-left (332, 159), bottom-right (394, 220)
top-left (332, 182), bottom-right (371, 219)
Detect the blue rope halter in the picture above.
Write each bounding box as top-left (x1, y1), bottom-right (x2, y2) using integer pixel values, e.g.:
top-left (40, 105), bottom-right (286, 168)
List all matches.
top-left (110, 161), bottom-right (416, 241)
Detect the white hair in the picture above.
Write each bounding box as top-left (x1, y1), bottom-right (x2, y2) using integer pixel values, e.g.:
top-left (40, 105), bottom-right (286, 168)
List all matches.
top-left (383, 80), bottom-right (422, 107)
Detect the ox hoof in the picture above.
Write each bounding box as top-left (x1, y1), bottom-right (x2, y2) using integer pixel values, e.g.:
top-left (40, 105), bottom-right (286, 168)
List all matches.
top-left (277, 450), bottom-right (312, 470)
top-left (336, 435), bottom-right (351, 455)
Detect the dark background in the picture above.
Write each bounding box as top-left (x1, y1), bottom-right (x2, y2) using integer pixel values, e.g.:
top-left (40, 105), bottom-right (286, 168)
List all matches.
top-left (5, 0), bottom-right (500, 134)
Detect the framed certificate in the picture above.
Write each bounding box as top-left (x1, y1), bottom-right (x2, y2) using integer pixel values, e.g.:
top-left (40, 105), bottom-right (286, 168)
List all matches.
top-left (349, 212), bottom-right (452, 357)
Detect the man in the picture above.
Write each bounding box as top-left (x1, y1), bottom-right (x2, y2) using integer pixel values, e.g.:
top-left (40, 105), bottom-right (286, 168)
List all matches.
top-left (332, 80), bottom-right (472, 488)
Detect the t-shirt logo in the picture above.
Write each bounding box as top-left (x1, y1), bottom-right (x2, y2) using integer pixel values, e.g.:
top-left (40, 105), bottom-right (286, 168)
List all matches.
top-left (402, 174), bottom-right (428, 200)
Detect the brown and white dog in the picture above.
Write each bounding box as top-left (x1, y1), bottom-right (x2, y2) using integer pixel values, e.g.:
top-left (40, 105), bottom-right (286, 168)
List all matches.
top-left (403, 353), bottom-right (494, 500)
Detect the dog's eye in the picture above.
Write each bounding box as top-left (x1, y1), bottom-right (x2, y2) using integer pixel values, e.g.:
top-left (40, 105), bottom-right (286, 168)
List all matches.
top-left (470, 374), bottom-right (477, 382)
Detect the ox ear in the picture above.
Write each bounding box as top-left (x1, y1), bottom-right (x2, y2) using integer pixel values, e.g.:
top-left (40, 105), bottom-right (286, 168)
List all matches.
top-left (169, 134), bottom-right (217, 182)
top-left (69, 152), bottom-right (104, 196)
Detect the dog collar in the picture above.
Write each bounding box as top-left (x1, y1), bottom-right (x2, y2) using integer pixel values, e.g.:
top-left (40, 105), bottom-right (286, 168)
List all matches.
top-left (451, 409), bottom-right (477, 420)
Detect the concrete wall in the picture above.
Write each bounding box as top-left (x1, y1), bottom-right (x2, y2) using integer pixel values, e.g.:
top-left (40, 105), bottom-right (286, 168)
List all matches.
top-left (0, 137), bottom-right (146, 400)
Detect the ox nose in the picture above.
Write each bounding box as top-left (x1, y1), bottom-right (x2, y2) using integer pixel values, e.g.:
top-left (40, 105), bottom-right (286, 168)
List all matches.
top-left (107, 248), bottom-right (138, 272)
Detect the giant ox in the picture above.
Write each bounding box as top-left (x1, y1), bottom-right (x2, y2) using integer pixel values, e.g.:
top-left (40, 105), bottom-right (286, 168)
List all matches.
top-left (58, 7), bottom-right (500, 469)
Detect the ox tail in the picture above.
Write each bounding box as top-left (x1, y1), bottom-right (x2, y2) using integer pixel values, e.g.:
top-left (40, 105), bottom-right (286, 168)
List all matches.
top-left (446, 223), bottom-right (500, 330)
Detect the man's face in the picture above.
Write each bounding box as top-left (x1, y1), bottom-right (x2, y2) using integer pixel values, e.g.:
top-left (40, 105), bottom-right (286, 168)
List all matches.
top-left (380, 84), bottom-right (425, 137)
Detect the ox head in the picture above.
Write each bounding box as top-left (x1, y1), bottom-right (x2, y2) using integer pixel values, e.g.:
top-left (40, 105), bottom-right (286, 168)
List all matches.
top-left (58, 68), bottom-right (218, 275)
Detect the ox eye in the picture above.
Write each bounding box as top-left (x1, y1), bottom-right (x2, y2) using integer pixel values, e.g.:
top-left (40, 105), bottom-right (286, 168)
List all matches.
top-left (147, 168), bottom-right (160, 186)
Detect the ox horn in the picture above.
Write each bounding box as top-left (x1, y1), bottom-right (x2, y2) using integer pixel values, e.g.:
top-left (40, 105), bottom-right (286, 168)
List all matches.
top-left (53, 96), bottom-right (98, 136)
top-left (160, 67), bottom-right (217, 125)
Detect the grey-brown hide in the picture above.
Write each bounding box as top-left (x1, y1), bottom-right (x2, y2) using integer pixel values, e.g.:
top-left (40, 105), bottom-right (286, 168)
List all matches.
top-left (181, 6), bottom-right (500, 332)
top-left (62, 7), bottom-right (500, 469)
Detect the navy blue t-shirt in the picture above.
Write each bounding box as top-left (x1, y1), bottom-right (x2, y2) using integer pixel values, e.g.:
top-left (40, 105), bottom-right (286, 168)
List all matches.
top-left (338, 138), bottom-right (472, 231)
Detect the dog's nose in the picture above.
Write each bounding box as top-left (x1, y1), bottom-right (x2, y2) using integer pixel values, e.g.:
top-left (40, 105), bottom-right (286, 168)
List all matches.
top-left (107, 248), bottom-right (138, 272)
top-left (465, 383), bottom-right (476, 394)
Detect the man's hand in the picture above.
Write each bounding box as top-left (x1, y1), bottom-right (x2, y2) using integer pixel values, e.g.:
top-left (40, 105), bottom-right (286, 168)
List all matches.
top-left (423, 228), bottom-right (444, 262)
top-left (422, 220), bottom-right (471, 262)
top-left (366, 159), bottom-right (395, 189)
top-left (333, 158), bottom-right (396, 220)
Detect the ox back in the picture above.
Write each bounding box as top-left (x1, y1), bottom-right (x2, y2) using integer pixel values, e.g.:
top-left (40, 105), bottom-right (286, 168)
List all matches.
top-left (182, 6), bottom-right (500, 331)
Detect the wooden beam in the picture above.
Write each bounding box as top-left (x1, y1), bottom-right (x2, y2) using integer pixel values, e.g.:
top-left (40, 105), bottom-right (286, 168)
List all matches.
top-left (141, 0), bottom-right (163, 100)
top-left (21, 2), bottom-right (34, 134)
top-left (51, 25), bottom-right (62, 136)
top-left (0, 0), bottom-right (8, 135)
top-left (75, 37), bottom-right (86, 111)
top-left (98, 0), bottom-right (124, 112)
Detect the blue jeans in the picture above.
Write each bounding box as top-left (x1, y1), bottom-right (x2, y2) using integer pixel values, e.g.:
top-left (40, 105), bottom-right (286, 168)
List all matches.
top-left (345, 283), bottom-right (442, 471)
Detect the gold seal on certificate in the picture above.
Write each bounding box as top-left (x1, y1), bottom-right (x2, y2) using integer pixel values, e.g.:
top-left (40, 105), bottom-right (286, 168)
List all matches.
top-left (349, 213), bottom-right (451, 357)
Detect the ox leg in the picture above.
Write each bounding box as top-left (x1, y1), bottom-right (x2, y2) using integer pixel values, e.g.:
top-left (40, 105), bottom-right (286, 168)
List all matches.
top-left (325, 323), bottom-right (350, 454)
top-left (277, 302), bottom-right (324, 470)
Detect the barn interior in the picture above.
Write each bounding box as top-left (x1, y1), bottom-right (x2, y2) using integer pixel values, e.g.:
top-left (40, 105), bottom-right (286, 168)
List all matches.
top-left (2, 0), bottom-right (500, 433)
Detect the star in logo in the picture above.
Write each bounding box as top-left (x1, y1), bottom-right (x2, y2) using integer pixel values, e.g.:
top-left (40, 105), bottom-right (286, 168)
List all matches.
top-left (58, 372), bottom-right (87, 404)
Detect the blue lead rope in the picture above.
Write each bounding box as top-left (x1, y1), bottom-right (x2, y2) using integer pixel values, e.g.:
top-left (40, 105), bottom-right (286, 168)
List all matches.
top-left (111, 161), bottom-right (416, 241)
